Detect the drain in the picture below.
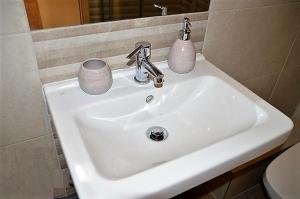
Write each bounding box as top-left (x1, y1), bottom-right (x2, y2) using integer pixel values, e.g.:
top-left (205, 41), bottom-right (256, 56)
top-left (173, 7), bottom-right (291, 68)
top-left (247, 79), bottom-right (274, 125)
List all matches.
top-left (146, 126), bottom-right (168, 141)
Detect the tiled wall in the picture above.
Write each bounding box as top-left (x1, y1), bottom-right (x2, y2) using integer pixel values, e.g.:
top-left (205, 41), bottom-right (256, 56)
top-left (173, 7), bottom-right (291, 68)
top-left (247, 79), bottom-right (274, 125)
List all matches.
top-left (294, 103), bottom-right (300, 120)
top-left (202, 0), bottom-right (300, 197)
top-left (270, 32), bottom-right (300, 115)
top-left (0, 1), bottom-right (64, 199)
top-left (1, 0), bottom-right (299, 199)
top-left (203, 0), bottom-right (300, 116)
top-left (31, 12), bottom-right (208, 83)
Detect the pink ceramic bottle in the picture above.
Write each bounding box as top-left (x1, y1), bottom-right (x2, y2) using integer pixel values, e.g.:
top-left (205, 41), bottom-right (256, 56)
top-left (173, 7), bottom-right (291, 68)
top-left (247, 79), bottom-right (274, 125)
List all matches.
top-left (168, 17), bottom-right (196, 74)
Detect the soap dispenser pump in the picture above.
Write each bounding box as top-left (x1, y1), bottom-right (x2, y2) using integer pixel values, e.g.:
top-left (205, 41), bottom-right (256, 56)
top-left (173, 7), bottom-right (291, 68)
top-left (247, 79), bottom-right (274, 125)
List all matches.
top-left (168, 17), bottom-right (196, 74)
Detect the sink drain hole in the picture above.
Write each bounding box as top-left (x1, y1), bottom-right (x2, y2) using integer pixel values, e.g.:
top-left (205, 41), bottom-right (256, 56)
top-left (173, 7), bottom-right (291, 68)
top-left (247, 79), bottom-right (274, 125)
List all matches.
top-left (146, 126), bottom-right (168, 141)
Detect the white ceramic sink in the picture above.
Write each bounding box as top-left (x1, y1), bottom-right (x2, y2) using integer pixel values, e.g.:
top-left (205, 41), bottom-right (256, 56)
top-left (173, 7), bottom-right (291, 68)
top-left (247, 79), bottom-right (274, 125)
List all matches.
top-left (44, 54), bottom-right (293, 199)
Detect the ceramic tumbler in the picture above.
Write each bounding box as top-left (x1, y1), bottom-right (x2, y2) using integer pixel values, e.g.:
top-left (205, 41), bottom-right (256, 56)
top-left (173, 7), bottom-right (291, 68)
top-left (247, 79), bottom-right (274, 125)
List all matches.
top-left (78, 58), bottom-right (113, 95)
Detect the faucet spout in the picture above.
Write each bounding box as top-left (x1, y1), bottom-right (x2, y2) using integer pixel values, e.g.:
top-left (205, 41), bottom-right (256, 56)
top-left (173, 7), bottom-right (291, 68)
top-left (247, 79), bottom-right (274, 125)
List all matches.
top-left (142, 59), bottom-right (164, 88)
top-left (126, 41), bottom-right (165, 88)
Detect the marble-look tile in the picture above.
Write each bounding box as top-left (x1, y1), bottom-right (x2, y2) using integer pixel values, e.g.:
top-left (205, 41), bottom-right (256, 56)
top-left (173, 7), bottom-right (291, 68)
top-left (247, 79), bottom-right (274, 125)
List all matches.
top-left (293, 103), bottom-right (300, 119)
top-left (0, 36), bottom-right (3, 142)
top-left (208, 173), bottom-right (232, 199)
top-left (241, 73), bottom-right (279, 101)
top-left (224, 162), bottom-right (270, 199)
top-left (31, 12), bottom-right (208, 42)
top-left (0, 0), bottom-right (30, 34)
top-left (283, 106), bottom-right (299, 117)
top-left (0, 135), bottom-right (64, 199)
top-left (269, 69), bottom-right (300, 115)
top-left (269, 31), bottom-right (300, 115)
top-left (35, 20), bottom-right (206, 53)
top-left (1, 33), bottom-right (50, 147)
top-left (203, 3), bottom-right (300, 82)
top-left (38, 42), bottom-right (203, 83)
top-left (172, 184), bottom-right (215, 199)
top-left (61, 168), bottom-right (72, 190)
top-left (284, 34), bottom-right (300, 71)
top-left (34, 21), bottom-right (206, 69)
top-left (210, 0), bottom-right (300, 11)
top-left (232, 184), bottom-right (266, 199)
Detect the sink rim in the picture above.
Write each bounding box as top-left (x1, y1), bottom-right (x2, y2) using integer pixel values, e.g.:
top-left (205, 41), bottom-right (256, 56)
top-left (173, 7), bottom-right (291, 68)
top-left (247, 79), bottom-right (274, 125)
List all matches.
top-left (43, 54), bottom-right (293, 199)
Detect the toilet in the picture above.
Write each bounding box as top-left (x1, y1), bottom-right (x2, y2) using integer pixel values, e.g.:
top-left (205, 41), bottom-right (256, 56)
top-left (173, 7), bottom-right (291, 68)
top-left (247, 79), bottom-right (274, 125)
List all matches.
top-left (263, 142), bottom-right (300, 199)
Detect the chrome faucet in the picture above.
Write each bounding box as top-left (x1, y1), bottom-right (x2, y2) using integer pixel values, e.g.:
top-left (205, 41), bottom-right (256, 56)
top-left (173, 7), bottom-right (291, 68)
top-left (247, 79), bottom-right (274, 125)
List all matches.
top-left (153, 4), bottom-right (168, 16)
top-left (126, 41), bottom-right (164, 88)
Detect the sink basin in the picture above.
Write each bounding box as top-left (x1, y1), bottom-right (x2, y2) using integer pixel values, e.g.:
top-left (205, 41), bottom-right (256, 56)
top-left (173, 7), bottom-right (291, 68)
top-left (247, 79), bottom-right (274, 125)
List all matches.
top-left (44, 54), bottom-right (293, 199)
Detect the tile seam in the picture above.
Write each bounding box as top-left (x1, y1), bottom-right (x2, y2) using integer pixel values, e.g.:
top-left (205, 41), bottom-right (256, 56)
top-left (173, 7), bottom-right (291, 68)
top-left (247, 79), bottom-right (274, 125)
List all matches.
top-left (0, 131), bottom-right (53, 149)
top-left (241, 72), bottom-right (280, 83)
top-left (268, 28), bottom-right (300, 101)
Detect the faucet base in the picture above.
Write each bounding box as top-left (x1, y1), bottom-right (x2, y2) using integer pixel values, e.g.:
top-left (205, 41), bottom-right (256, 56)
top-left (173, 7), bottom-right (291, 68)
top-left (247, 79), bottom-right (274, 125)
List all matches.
top-left (134, 76), bottom-right (150, 85)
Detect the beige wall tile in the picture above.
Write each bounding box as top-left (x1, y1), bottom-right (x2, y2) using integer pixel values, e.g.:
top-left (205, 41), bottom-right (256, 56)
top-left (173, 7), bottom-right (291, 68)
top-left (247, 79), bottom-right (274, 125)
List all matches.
top-left (294, 103), bottom-right (300, 119)
top-left (269, 69), bottom-right (300, 115)
top-left (241, 73), bottom-right (279, 101)
top-left (0, 0), bottom-right (30, 34)
top-left (203, 3), bottom-right (300, 82)
top-left (206, 173), bottom-right (231, 199)
top-left (0, 135), bottom-right (63, 199)
top-left (38, 42), bottom-right (203, 83)
top-left (0, 1), bottom-right (65, 198)
top-left (224, 160), bottom-right (271, 198)
top-left (210, 0), bottom-right (300, 11)
top-left (284, 35), bottom-right (300, 71)
top-left (1, 33), bottom-right (50, 147)
top-left (233, 184), bottom-right (266, 199)
top-left (269, 32), bottom-right (300, 115)
top-left (0, 37), bottom-right (3, 140)
top-left (34, 21), bottom-right (207, 69)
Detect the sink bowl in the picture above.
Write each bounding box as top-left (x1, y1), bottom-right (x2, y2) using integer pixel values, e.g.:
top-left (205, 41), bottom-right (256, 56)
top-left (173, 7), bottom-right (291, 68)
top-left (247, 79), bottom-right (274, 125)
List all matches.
top-left (44, 54), bottom-right (293, 199)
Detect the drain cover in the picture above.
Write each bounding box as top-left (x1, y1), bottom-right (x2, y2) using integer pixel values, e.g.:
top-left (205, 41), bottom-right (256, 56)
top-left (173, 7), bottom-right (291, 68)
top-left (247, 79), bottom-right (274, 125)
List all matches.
top-left (146, 126), bottom-right (168, 141)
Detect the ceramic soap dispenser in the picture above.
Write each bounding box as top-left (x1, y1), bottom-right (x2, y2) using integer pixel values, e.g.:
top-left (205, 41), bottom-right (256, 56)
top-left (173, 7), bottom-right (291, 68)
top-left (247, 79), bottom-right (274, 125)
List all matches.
top-left (168, 17), bottom-right (196, 74)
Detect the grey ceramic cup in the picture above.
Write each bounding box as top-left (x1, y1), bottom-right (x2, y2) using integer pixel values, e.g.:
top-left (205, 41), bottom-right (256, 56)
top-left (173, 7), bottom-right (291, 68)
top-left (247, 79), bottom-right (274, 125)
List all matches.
top-left (78, 58), bottom-right (113, 95)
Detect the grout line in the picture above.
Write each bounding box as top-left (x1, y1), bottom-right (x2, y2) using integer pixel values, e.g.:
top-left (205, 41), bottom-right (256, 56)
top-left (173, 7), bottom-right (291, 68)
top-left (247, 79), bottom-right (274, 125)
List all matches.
top-left (231, 184), bottom-right (262, 199)
top-left (222, 178), bottom-right (232, 199)
top-left (0, 131), bottom-right (53, 149)
top-left (241, 71), bottom-right (280, 83)
top-left (0, 30), bottom-right (30, 36)
top-left (210, 191), bottom-right (218, 199)
top-left (0, 31), bottom-right (32, 38)
top-left (268, 28), bottom-right (300, 102)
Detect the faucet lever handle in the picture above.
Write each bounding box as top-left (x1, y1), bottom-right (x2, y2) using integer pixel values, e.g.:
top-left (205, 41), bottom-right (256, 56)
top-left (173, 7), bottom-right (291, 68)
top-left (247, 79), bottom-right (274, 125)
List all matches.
top-left (126, 45), bottom-right (143, 59)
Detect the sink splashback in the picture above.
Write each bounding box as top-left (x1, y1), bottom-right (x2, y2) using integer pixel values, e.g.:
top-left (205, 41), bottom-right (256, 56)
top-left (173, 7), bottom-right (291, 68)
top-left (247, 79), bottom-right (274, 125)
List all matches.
top-left (32, 12), bottom-right (208, 84)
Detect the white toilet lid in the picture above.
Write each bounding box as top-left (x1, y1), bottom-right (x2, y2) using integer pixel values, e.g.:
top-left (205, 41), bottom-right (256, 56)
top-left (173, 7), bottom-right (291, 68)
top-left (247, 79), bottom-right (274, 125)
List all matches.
top-left (264, 142), bottom-right (300, 199)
